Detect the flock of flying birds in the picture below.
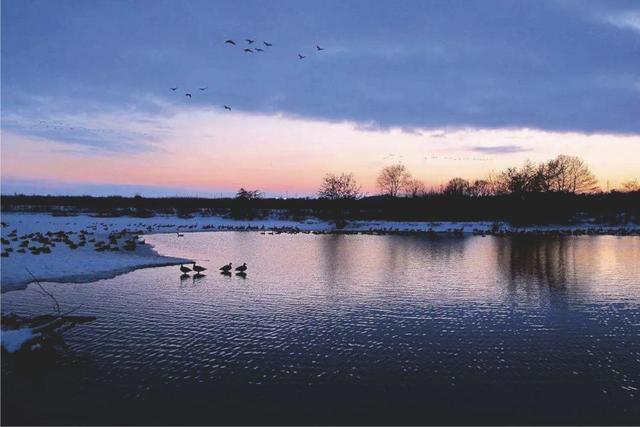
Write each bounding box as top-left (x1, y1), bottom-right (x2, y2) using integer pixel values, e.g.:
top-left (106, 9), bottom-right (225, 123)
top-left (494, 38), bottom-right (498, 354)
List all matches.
top-left (170, 37), bottom-right (326, 110)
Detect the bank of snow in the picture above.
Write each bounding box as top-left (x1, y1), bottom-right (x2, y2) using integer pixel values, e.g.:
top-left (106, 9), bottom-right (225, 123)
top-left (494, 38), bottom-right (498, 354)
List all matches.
top-left (1, 328), bottom-right (37, 353)
top-left (2, 212), bottom-right (638, 292)
top-left (1, 213), bottom-right (192, 292)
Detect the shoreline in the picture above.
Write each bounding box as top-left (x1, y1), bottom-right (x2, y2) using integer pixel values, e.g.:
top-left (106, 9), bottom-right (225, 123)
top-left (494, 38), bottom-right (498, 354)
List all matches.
top-left (2, 211), bottom-right (639, 292)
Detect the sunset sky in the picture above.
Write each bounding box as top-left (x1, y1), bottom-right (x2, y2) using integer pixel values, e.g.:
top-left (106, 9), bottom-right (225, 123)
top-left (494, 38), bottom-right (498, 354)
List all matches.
top-left (2, 0), bottom-right (639, 196)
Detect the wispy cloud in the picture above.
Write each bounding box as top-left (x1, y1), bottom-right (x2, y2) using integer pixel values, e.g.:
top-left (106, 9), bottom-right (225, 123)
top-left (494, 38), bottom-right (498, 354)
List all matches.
top-left (606, 10), bottom-right (640, 33)
top-left (470, 145), bottom-right (532, 154)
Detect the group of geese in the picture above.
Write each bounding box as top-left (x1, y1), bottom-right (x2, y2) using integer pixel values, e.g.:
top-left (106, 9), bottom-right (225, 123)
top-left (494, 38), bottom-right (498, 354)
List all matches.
top-left (179, 261), bottom-right (248, 278)
top-left (171, 37), bottom-right (325, 109)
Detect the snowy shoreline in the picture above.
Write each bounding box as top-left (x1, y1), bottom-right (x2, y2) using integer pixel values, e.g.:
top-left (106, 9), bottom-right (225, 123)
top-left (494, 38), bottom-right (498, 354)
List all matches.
top-left (1, 212), bottom-right (638, 292)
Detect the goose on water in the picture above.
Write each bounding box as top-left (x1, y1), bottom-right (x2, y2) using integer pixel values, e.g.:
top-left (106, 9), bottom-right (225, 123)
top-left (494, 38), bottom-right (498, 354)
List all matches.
top-left (180, 264), bottom-right (192, 274)
top-left (235, 262), bottom-right (248, 273)
top-left (192, 262), bottom-right (207, 274)
top-left (220, 262), bottom-right (232, 272)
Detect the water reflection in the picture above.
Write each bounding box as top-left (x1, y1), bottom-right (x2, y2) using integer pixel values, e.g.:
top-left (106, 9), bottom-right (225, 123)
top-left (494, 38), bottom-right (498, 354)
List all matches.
top-left (2, 233), bottom-right (639, 425)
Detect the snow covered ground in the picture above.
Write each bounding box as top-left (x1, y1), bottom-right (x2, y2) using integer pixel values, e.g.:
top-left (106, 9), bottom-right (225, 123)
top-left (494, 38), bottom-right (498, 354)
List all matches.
top-left (1, 327), bottom-right (37, 353)
top-left (1, 212), bottom-right (638, 292)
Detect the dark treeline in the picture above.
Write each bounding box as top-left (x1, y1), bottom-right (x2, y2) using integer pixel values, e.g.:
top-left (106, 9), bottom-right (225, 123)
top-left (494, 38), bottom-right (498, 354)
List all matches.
top-left (1, 191), bottom-right (639, 226)
top-left (1, 155), bottom-right (638, 226)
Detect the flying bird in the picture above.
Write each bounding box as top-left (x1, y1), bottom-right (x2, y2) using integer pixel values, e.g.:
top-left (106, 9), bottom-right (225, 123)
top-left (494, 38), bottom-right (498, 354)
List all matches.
top-left (170, 87), bottom-right (178, 91)
top-left (244, 48), bottom-right (253, 53)
top-left (316, 45), bottom-right (324, 51)
top-left (225, 39), bottom-right (236, 45)
top-left (224, 105), bottom-right (231, 111)
top-left (263, 41), bottom-right (272, 47)
top-left (185, 93), bottom-right (192, 98)
top-left (298, 54), bottom-right (306, 59)
top-left (246, 39), bottom-right (255, 44)
top-left (255, 48), bottom-right (264, 52)
top-left (199, 87), bottom-right (208, 91)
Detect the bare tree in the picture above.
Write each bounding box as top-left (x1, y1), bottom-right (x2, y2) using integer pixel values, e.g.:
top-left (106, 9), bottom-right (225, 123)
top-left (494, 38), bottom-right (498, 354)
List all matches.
top-left (468, 179), bottom-right (492, 197)
top-left (236, 188), bottom-right (263, 200)
top-left (496, 161), bottom-right (548, 194)
top-left (443, 177), bottom-right (470, 196)
top-left (546, 155), bottom-right (598, 193)
top-left (621, 179), bottom-right (640, 192)
top-left (377, 164), bottom-right (412, 197)
top-left (318, 173), bottom-right (361, 200)
top-left (404, 178), bottom-right (426, 198)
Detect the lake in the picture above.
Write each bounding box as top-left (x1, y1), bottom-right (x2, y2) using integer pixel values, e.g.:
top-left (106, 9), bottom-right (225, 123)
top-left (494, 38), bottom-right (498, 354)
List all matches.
top-left (2, 232), bottom-right (640, 425)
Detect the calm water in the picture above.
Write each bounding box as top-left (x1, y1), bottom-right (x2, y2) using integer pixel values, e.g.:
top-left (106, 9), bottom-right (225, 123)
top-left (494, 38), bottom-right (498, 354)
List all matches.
top-left (2, 233), bottom-right (640, 425)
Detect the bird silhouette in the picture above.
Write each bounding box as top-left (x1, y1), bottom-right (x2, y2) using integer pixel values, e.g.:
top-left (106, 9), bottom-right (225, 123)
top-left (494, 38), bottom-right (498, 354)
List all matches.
top-left (263, 41), bottom-right (272, 47)
top-left (170, 87), bottom-right (178, 91)
top-left (235, 262), bottom-right (248, 273)
top-left (246, 39), bottom-right (255, 44)
top-left (316, 45), bottom-right (324, 51)
top-left (298, 54), bottom-right (306, 59)
top-left (224, 105), bottom-right (232, 111)
top-left (244, 48), bottom-right (253, 53)
top-left (180, 264), bottom-right (192, 274)
top-left (199, 87), bottom-right (208, 91)
top-left (220, 262), bottom-right (232, 272)
top-left (192, 262), bottom-right (207, 274)
top-left (225, 39), bottom-right (236, 45)
top-left (185, 93), bottom-right (192, 98)
top-left (255, 48), bottom-right (264, 52)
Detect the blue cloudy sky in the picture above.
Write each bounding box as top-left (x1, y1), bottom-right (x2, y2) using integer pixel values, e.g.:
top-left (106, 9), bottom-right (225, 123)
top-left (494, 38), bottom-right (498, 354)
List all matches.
top-left (1, 0), bottom-right (639, 196)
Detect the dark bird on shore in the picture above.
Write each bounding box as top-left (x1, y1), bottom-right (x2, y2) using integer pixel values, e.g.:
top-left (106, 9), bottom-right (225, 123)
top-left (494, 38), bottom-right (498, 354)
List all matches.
top-left (264, 41), bottom-right (272, 47)
top-left (177, 232), bottom-right (184, 237)
top-left (255, 48), bottom-right (264, 52)
top-left (246, 39), bottom-right (255, 44)
top-left (199, 87), bottom-right (208, 91)
top-left (235, 262), bottom-right (248, 273)
top-left (224, 105), bottom-right (232, 111)
top-left (185, 93), bottom-right (192, 98)
top-left (316, 45), bottom-right (324, 51)
top-left (298, 54), bottom-right (306, 59)
top-left (180, 264), bottom-right (192, 274)
top-left (244, 48), bottom-right (253, 53)
top-left (170, 87), bottom-right (178, 91)
top-left (220, 263), bottom-right (232, 272)
top-left (192, 262), bottom-right (207, 274)
top-left (225, 39), bottom-right (236, 45)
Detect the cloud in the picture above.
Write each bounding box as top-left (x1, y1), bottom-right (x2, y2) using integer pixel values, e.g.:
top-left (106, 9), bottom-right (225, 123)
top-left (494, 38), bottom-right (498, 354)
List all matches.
top-left (606, 10), bottom-right (640, 33)
top-left (470, 145), bottom-right (532, 154)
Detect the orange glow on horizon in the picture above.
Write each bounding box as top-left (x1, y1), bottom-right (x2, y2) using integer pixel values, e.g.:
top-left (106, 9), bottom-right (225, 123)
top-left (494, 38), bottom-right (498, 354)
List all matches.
top-left (2, 107), bottom-right (639, 195)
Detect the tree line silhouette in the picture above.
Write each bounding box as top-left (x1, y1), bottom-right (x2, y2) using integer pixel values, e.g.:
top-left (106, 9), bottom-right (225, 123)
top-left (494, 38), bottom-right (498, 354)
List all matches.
top-left (1, 155), bottom-right (638, 226)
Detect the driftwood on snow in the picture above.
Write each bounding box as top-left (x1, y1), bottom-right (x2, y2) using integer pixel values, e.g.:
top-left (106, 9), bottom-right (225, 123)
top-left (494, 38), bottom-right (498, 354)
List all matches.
top-left (1, 268), bottom-right (97, 354)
